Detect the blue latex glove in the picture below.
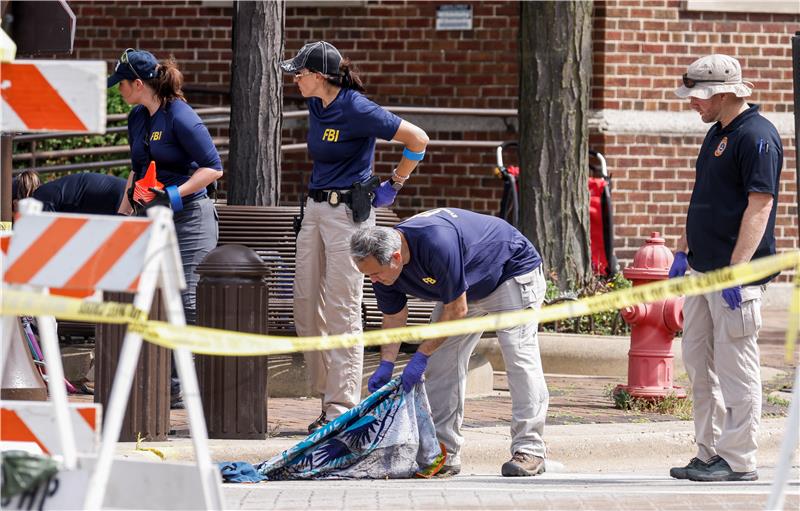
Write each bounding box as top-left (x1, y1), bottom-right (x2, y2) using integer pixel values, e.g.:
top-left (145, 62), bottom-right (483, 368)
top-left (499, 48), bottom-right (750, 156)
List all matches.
top-left (401, 351), bottom-right (429, 393)
top-left (721, 286), bottom-right (742, 310)
top-left (371, 180), bottom-right (398, 208)
top-left (668, 251), bottom-right (688, 278)
top-left (368, 360), bottom-right (395, 393)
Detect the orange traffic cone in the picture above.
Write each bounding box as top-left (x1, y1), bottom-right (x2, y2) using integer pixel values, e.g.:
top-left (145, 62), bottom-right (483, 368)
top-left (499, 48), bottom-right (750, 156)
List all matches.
top-left (133, 161), bottom-right (163, 204)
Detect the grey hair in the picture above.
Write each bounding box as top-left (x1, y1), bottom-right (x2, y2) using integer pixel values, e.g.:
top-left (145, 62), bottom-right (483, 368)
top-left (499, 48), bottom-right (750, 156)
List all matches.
top-left (350, 226), bottom-right (401, 265)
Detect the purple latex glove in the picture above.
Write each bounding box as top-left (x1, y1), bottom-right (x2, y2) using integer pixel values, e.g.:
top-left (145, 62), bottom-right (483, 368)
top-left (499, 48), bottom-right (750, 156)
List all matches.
top-left (368, 360), bottom-right (395, 393)
top-left (668, 251), bottom-right (688, 278)
top-left (371, 180), bottom-right (398, 208)
top-left (721, 286), bottom-right (742, 310)
top-left (401, 351), bottom-right (429, 392)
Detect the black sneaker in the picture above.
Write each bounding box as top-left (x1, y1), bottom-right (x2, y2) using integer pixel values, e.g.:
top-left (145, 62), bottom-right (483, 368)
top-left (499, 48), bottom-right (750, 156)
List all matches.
top-left (434, 464), bottom-right (461, 478)
top-left (670, 457), bottom-right (708, 479)
top-left (687, 456), bottom-right (758, 482)
top-left (501, 452), bottom-right (545, 477)
top-left (307, 412), bottom-right (329, 434)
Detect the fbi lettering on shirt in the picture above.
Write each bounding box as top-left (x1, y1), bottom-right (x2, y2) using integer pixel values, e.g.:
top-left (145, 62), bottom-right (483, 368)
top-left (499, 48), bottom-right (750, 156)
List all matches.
top-left (322, 129), bottom-right (340, 142)
top-left (150, 131), bottom-right (163, 142)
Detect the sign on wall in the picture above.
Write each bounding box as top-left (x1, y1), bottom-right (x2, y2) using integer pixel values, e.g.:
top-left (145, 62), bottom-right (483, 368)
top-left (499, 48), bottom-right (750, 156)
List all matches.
top-left (436, 4), bottom-right (472, 31)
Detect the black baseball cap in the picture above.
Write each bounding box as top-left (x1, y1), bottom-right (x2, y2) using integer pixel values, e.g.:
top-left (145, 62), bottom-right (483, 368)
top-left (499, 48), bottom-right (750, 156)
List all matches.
top-left (107, 49), bottom-right (159, 87)
top-left (281, 41), bottom-right (342, 76)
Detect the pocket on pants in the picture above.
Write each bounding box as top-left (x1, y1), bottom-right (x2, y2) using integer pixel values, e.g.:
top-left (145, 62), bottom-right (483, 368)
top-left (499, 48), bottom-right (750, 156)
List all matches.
top-left (724, 290), bottom-right (762, 339)
top-left (513, 273), bottom-right (538, 308)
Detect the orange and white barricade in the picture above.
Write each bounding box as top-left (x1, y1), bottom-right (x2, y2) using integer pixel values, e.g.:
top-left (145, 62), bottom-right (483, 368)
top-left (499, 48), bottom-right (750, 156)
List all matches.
top-left (0, 199), bottom-right (223, 510)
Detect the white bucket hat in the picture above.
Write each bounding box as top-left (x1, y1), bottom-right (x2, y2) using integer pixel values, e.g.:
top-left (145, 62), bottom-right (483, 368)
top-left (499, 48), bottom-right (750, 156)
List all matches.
top-left (674, 54), bottom-right (754, 99)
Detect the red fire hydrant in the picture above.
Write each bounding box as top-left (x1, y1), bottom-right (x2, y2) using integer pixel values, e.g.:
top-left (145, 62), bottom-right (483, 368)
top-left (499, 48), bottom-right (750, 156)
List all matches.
top-left (617, 232), bottom-right (686, 400)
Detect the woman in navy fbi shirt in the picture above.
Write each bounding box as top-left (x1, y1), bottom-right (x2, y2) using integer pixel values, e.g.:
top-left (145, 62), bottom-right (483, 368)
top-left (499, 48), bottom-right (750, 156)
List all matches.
top-left (108, 48), bottom-right (223, 408)
top-left (282, 41), bottom-right (429, 432)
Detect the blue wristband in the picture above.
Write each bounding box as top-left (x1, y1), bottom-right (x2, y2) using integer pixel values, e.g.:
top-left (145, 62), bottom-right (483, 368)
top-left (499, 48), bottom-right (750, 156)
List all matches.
top-left (166, 185), bottom-right (183, 213)
top-left (402, 148), bottom-right (425, 161)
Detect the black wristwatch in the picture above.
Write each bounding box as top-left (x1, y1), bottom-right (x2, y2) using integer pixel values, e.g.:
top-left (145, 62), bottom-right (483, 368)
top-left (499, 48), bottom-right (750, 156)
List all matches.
top-left (390, 179), bottom-right (404, 191)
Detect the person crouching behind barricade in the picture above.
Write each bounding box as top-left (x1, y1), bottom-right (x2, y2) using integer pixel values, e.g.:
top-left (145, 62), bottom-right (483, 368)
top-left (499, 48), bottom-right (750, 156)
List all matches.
top-left (12, 170), bottom-right (127, 215)
top-left (281, 40), bottom-right (429, 434)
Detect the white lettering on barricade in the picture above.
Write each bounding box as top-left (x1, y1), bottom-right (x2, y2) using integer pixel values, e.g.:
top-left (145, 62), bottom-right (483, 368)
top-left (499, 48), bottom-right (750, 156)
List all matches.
top-left (0, 199), bottom-right (223, 510)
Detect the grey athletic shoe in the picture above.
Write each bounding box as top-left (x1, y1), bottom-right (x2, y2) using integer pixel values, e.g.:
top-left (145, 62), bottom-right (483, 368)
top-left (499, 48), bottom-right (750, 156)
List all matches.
top-left (670, 457), bottom-right (708, 479)
top-left (434, 464), bottom-right (461, 478)
top-left (687, 456), bottom-right (758, 482)
top-left (501, 452), bottom-right (545, 477)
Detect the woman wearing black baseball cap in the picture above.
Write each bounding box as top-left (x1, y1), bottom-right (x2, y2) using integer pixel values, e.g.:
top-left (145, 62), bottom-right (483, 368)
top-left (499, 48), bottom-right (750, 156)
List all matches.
top-left (282, 40), bottom-right (429, 433)
top-left (108, 48), bottom-right (223, 409)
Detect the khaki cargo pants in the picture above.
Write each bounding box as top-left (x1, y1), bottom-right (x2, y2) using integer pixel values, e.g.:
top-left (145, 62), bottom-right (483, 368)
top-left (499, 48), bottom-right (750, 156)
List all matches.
top-left (682, 281), bottom-right (764, 472)
top-left (425, 265), bottom-right (549, 466)
top-left (293, 198), bottom-right (375, 419)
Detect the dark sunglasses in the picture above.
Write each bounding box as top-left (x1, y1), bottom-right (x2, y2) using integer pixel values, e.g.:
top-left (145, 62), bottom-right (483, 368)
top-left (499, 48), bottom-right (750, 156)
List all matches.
top-left (682, 73), bottom-right (723, 89)
top-left (116, 48), bottom-right (142, 80)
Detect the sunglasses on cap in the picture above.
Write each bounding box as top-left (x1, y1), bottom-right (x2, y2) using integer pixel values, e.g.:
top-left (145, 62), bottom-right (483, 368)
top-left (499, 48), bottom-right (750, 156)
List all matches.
top-left (682, 73), bottom-right (724, 89)
top-left (117, 48), bottom-right (142, 80)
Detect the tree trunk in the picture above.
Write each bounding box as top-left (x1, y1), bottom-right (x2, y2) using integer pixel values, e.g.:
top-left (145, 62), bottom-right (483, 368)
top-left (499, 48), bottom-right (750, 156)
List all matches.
top-left (518, 0), bottom-right (593, 290)
top-left (227, 1), bottom-right (284, 206)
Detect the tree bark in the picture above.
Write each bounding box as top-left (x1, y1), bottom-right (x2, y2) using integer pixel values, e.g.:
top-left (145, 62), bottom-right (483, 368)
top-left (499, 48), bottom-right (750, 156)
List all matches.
top-left (227, 1), bottom-right (284, 206)
top-left (519, 0), bottom-right (593, 290)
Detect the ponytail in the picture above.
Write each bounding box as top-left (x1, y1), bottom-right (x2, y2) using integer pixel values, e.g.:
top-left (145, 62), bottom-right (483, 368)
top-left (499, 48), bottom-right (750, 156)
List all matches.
top-left (145, 57), bottom-right (185, 104)
top-left (323, 58), bottom-right (365, 93)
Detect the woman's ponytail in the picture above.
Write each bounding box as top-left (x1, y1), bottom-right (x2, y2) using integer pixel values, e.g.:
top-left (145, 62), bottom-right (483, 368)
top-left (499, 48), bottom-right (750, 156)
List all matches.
top-left (325, 58), bottom-right (365, 93)
top-left (146, 57), bottom-right (185, 104)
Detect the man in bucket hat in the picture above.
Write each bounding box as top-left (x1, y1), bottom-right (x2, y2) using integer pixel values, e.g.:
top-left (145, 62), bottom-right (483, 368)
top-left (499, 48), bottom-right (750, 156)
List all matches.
top-left (668, 54), bottom-right (783, 482)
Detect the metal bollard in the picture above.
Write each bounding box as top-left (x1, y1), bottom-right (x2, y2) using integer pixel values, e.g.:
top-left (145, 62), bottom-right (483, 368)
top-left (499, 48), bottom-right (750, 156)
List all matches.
top-left (95, 291), bottom-right (171, 441)
top-left (195, 244), bottom-right (270, 439)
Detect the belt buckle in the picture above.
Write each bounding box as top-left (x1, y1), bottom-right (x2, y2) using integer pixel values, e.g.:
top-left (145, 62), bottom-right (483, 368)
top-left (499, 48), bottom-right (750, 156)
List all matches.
top-left (328, 190), bottom-right (340, 207)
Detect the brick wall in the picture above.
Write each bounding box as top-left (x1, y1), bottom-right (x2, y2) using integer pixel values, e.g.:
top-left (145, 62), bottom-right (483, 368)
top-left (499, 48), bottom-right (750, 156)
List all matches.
top-left (64, 0), bottom-right (799, 271)
top-left (591, 1), bottom-right (796, 112)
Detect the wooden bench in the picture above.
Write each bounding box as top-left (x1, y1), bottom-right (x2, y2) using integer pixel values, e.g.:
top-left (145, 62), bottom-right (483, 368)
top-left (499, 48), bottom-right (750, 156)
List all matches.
top-left (215, 204), bottom-right (435, 335)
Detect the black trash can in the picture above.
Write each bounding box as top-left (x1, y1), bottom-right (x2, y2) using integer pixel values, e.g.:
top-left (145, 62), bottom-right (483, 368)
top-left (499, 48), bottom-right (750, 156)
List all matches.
top-left (195, 244), bottom-right (270, 439)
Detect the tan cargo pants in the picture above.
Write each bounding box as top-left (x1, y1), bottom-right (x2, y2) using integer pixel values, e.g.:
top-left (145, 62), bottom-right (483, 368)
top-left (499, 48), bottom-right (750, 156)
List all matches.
top-left (682, 281), bottom-right (764, 472)
top-left (293, 198), bottom-right (375, 419)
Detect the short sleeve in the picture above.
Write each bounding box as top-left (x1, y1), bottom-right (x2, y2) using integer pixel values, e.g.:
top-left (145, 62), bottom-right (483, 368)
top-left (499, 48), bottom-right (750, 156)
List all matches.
top-left (415, 227), bottom-right (467, 304)
top-left (171, 102), bottom-right (223, 171)
top-left (373, 282), bottom-right (408, 315)
top-left (738, 131), bottom-right (780, 197)
top-left (348, 93), bottom-right (402, 141)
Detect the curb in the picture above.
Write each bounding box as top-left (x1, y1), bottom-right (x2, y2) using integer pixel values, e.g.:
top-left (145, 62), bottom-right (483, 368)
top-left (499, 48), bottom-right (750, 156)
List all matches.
top-left (113, 417), bottom-right (792, 475)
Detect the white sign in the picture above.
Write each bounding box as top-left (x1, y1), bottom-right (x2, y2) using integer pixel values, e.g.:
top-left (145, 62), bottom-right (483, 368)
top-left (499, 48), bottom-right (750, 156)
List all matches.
top-left (436, 4), bottom-right (473, 30)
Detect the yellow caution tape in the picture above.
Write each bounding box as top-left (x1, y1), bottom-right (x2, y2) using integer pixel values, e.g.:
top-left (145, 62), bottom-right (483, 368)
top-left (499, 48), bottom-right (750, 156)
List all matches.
top-left (0, 222), bottom-right (11, 231)
top-left (2, 251), bottom-right (799, 360)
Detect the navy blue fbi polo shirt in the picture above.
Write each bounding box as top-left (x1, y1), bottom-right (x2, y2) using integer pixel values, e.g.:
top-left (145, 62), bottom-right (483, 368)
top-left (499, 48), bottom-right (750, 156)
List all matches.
top-left (373, 208), bottom-right (543, 315)
top-left (33, 173), bottom-right (127, 215)
top-left (127, 100), bottom-right (222, 204)
top-left (686, 104), bottom-right (782, 284)
top-left (307, 88), bottom-right (401, 190)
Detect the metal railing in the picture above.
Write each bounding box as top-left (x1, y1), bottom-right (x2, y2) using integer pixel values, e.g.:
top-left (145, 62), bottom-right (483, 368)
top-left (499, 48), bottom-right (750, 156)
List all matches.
top-left (10, 106), bottom-right (518, 175)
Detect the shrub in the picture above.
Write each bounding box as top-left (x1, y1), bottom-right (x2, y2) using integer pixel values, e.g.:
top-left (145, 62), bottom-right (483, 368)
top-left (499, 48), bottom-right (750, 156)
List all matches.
top-left (540, 271), bottom-right (632, 336)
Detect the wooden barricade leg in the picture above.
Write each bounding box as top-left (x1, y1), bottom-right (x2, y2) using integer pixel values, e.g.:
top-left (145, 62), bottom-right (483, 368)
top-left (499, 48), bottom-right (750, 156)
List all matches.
top-left (158, 227), bottom-right (224, 509)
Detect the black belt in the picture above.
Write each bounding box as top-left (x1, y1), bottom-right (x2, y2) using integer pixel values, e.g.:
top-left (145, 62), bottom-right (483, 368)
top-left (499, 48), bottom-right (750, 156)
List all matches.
top-left (308, 188), bottom-right (352, 206)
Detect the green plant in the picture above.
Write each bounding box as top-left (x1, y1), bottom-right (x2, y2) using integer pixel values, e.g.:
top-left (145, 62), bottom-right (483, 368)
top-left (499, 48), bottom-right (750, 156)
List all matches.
top-left (611, 387), bottom-right (693, 420)
top-left (541, 271), bottom-right (632, 335)
top-left (13, 87), bottom-right (132, 179)
top-left (767, 394), bottom-right (790, 407)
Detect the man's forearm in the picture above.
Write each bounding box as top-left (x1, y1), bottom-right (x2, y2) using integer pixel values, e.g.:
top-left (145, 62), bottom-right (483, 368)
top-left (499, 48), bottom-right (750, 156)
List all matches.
top-left (380, 306), bottom-right (409, 362)
top-left (731, 195), bottom-right (773, 265)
